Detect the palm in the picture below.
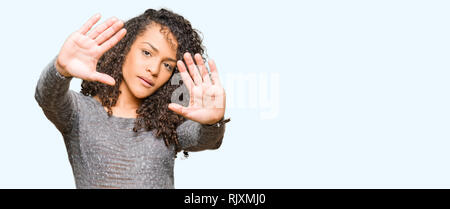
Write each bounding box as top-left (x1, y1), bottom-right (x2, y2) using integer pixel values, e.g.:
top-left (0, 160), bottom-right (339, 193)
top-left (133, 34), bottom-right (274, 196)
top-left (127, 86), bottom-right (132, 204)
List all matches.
top-left (56, 14), bottom-right (126, 86)
top-left (60, 34), bottom-right (100, 78)
top-left (169, 53), bottom-right (226, 125)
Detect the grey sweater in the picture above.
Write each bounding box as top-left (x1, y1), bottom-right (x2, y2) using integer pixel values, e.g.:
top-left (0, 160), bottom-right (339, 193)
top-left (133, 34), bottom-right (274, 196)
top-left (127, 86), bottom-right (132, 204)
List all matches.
top-left (34, 58), bottom-right (226, 189)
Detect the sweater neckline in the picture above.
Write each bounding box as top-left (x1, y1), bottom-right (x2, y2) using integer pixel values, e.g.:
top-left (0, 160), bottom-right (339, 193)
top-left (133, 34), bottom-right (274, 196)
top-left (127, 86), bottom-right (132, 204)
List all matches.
top-left (87, 95), bottom-right (137, 124)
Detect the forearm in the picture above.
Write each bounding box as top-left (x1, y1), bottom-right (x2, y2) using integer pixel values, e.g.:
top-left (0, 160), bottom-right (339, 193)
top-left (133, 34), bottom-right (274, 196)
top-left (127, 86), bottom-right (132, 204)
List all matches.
top-left (35, 57), bottom-right (73, 108)
top-left (34, 56), bottom-right (77, 134)
top-left (177, 118), bottom-right (229, 152)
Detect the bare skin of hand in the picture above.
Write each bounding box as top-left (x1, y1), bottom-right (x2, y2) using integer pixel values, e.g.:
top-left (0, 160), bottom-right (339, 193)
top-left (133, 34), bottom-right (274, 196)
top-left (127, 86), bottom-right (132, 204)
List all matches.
top-left (55, 14), bottom-right (127, 86)
top-left (168, 53), bottom-right (226, 125)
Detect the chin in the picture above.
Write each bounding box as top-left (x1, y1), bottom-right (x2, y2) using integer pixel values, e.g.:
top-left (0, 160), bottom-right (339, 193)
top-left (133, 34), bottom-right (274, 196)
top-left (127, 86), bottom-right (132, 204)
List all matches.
top-left (130, 86), bottom-right (153, 99)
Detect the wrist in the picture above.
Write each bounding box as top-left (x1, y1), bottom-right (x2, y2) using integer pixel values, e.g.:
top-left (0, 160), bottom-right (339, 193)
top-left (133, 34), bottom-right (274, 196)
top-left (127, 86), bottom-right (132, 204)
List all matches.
top-left (203, 117), bottom-right (230, 128)
top-left (54, 58), bottom-right (72, 78)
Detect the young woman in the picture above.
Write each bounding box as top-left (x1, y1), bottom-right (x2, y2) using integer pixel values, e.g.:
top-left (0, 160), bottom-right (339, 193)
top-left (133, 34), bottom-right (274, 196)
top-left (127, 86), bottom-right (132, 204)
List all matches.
top-left (35, 8), bottom-right (229, 189)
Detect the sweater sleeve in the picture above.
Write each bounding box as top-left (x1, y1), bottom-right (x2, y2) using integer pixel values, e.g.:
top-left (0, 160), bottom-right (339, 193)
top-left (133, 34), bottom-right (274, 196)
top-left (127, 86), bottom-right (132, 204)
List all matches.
top-left (176, 118), bottom-right (229, 152)
top-left (34, 57), bottom-right (79, 135)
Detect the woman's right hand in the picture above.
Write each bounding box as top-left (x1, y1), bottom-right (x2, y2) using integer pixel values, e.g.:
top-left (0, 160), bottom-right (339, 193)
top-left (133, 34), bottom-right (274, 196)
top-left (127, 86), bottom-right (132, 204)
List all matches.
top-left (55, 14), bottom-right (127, 86)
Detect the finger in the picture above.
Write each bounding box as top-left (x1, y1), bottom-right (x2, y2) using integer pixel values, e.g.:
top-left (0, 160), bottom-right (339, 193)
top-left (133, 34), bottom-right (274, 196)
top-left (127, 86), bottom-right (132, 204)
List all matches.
top-left (87, 17), bottom-right (118, 40)
top-left (183, 52), bottom-right (202, 86)
top-left (94, 19), bottom-right (124, 45)
top-left (90, 72), bottom-right (116, 86)
top-left (208, 59), bottom-right (222, 86)
top-left (194, 53), bottom-right (211, 86)
top-left (97, 28), bottom-right (127, 55)
top-left (78, 13), bottom-right (101, 35)
top-left (177, 60), bottom-right (194, 90)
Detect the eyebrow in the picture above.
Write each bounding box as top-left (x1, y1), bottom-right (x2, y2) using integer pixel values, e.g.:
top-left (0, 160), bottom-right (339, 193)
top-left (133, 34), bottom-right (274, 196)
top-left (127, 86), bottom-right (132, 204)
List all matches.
top-left (142, 42), bottom-right (177, 62)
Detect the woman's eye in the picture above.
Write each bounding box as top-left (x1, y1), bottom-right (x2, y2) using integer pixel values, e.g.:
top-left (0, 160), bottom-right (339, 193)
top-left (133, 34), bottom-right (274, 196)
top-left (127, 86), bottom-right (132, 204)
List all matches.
top-left (142, 50), bottom-right (152, 56)
top-left (164, 63), bottom-right (173, 71)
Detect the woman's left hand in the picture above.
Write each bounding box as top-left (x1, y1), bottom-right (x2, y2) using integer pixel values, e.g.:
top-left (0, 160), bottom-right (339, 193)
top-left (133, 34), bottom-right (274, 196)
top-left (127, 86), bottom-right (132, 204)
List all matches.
top-left (168, 53), bottom-right (226, 125)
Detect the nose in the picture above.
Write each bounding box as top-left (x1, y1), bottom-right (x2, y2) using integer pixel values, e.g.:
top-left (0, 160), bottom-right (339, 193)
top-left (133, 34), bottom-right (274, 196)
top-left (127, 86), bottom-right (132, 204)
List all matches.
top-left (146, 65), bottom-right (160, 76)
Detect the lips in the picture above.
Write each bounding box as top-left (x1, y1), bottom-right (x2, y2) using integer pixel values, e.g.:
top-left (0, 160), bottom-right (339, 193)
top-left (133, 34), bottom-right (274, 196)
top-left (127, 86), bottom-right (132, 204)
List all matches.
top-left (138, 76), bottom-right (154, 87)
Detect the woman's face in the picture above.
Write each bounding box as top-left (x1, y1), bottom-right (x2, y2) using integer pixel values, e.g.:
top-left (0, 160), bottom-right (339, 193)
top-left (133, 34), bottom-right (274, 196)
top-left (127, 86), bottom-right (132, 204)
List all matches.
top-left (121, 23), bottom-right (178, 99)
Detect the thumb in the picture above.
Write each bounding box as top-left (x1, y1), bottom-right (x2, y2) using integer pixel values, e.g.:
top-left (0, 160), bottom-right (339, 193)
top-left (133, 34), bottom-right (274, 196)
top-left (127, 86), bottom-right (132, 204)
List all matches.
top-left (168, 103), bottom-right (188, 116)
top-left (91, 72), bottom-right (116, 86)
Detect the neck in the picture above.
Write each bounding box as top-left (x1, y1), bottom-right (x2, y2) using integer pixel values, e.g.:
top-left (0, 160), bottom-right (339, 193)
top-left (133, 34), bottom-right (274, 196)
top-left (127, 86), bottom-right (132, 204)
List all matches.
top-left (94, 83), bottom-right (142, 119)
top-left (98, 83), bottom-right (141, 119)
top-left (116, 82), bottom-right (142, 110)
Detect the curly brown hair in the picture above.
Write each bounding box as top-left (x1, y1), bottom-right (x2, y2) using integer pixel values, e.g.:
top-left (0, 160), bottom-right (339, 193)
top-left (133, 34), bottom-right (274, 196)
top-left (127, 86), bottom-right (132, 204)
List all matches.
top-left (80, 8), bottom-right (206, 158)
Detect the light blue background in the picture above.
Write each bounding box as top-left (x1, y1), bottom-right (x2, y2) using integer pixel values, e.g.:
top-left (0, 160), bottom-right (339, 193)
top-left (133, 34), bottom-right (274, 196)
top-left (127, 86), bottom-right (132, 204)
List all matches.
top-left (0, 0), bottom-right (449, 188)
